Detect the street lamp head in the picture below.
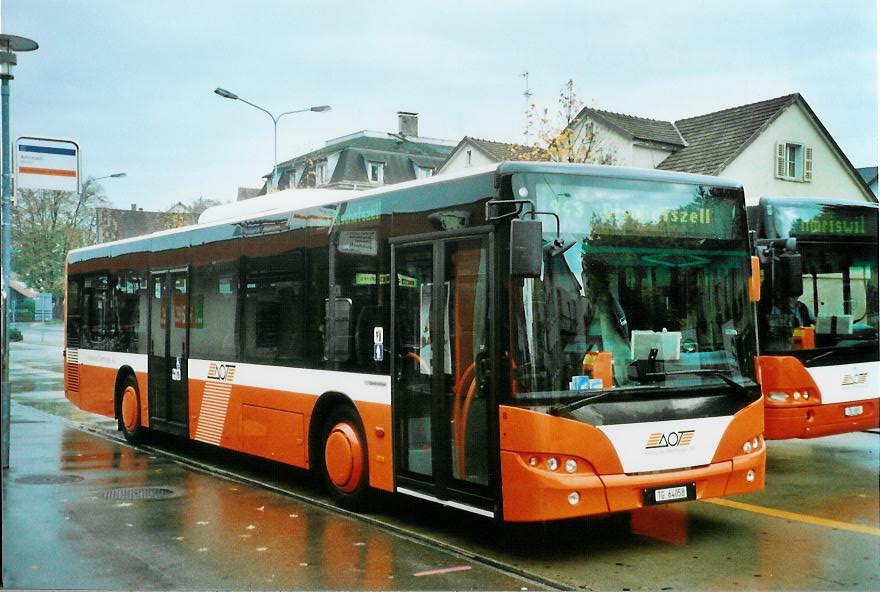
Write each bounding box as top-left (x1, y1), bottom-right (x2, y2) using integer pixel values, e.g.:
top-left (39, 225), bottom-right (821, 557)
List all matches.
top-left (310, 105), bottom-right (331, 112)
top-left (0, 34), bottom-right (38, 80)
top-left (109, 172), bottom-right (127, 178)
top-left (214, 87), bottom-right (239, 100)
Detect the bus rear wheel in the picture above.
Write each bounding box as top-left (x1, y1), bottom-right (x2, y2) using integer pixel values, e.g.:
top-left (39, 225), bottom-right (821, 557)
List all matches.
top-left (119, 375), bottom-right (145, 445)
top-left (321, 406), bottom-right (371, 510)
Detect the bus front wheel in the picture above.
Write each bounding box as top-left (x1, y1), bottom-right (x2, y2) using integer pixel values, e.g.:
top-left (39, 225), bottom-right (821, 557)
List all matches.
top-left (119, 375), bottom-right (145, 445)
top-left (321, 406), bottom-right (371, 510)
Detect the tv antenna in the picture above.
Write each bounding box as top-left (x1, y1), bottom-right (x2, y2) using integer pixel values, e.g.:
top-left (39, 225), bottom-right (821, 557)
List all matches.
top-left (521, 71), bottom-right (533, 145)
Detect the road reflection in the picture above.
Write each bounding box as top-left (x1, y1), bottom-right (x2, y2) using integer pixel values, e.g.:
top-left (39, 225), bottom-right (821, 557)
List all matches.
top-left (57, 428), bottom-right (401, 589)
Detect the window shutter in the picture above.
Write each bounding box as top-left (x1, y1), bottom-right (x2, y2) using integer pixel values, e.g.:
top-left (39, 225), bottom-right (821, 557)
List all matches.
top-left (803, 146), bottom-right (813, 182)
top-left (775, 143), bottom-right (786, 178)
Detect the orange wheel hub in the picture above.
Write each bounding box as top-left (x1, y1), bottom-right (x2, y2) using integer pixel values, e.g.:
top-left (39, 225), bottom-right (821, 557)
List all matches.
top-left (121, 386), bottom-right (139, 432)
top-left (324, 422), bottom-right (364, 493)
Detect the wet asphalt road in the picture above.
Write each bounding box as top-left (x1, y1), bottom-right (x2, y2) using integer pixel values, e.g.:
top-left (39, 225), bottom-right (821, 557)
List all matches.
top-left (3, 322), bottom-right (879, 590)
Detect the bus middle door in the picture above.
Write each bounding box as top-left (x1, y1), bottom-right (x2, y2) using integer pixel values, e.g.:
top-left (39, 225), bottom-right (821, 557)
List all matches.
top-left (148, 268), bottom-right (190, 435)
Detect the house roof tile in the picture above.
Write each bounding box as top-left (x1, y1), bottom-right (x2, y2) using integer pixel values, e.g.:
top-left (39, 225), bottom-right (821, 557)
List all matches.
top-left (656, 94), bottom-right (799, 174)
top-left (467, 137), bottom-right (544, 161)
top-left (578, 107), bottom-right (686, 147)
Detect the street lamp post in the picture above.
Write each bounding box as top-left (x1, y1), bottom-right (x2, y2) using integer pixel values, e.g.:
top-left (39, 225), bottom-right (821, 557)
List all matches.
top-left (1, 34), bottom-right (38, 470)
top-left (214, 88), bottom-right (330, 191)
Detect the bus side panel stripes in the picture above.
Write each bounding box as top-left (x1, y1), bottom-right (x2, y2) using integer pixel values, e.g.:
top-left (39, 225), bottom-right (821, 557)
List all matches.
top-left (187, 359), bottom-right (394, 492)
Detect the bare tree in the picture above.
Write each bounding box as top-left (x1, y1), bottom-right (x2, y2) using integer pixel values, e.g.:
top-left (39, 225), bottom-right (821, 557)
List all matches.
top-left (525, 79), bottom-right (617, 165)
top-left (12, 179), bottom-right (109, 296)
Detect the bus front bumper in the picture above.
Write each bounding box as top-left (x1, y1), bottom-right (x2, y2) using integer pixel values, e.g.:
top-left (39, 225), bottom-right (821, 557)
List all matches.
top-left (499, 449), bottom-right (765, 522)
top-left (764, 399), bottom-right (879, 440)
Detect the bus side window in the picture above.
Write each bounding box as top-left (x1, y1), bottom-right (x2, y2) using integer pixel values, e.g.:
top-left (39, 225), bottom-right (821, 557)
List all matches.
top-left (191, 260), bottom-right (240, 362)
top-left (66, 276), bottom-right (83, 347)
top-left (241, 251), bottom-right (306, 366)
top-left (330, 227), bottom-right (388, 372)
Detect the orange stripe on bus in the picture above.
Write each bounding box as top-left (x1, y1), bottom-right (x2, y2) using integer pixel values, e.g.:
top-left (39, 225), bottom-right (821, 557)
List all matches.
top-left (19, 166), bottom-right (77, 177)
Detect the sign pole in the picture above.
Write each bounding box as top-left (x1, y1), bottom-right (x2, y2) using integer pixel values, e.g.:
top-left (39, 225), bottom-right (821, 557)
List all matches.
top-left (2, 74), bottom-right (12, 469)
top-left (0, 34), bottom-right (38, 470)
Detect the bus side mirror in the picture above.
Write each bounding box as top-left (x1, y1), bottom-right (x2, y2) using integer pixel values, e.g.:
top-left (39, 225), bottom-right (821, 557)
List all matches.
top-left (510, 219), bottom-right (543, 278)
top-left (776, 252), bottom-right (803, 298)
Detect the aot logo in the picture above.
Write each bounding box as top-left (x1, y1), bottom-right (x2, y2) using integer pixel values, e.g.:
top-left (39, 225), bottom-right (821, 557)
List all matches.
top-left (207, 362), bottom-right (236, 383)
top-left (842, 372), bottom-right (868, 387)
top-left (646, 430), bottom-right (695, 449)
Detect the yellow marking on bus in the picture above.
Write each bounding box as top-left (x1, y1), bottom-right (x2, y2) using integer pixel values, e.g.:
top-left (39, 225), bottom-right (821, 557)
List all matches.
top-left (702, 498), bottom-right (880, 536)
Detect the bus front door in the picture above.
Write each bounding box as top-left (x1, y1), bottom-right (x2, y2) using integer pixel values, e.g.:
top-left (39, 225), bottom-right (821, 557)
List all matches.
top-left (148, 269), bottom-right (190, 436)
top-left (392, 233), bottom-right (495, 517)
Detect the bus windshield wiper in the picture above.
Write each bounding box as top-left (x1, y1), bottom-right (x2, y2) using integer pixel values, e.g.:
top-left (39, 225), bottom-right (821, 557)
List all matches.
top-left (549, 384), bottom-right (665, 416)
top-left (804, 349), bottom-right (836, 365)
top-left (645, 369), bottom-right (753, 397)
top-left (549, 389), bottom-right (617, 416)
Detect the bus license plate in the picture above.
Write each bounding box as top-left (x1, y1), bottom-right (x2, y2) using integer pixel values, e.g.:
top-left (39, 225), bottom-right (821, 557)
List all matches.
top-left (844, 405), bottom-right (864, 417)
top-left (644, 483), bottom-right (695, 505)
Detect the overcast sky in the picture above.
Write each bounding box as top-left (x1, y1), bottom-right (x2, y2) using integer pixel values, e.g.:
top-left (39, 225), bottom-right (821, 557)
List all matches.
top-left (2, 0), bottom-right (877, 211)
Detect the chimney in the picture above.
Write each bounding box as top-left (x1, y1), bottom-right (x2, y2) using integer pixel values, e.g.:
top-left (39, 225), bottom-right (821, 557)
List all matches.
top-left (130, 203), bottom-right (137, 211)
top-left (398, 111), bottom-right (418, 137)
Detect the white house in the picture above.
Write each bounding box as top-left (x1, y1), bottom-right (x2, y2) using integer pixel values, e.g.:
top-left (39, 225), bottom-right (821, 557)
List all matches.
top-left (436, 137), bottom-right (540, 175)
top-left (653, 94), bottom-right (875, 204)
top-left (440, 94), bottom-right (876, 205)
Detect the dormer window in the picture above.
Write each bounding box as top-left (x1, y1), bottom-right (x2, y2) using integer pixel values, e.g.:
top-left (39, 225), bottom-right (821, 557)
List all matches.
top-left (775, 142), bottom-right (813, 182)
top-left (416, 166), bottom-right (434, 179)
top-left (368, 161), bottom-right (385, 183)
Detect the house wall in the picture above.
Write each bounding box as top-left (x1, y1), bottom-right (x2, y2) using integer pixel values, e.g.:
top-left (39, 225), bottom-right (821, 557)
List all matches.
top-left (325, 151), bottom-right (342, 182)
top-left (633, 144), bottom-right (675, 169)
top-left (721, 103), bottom-right (874, 204)
top-left (438, 142), bottom-right (498, 174)
top-left (569, 118), bottom-right (632, 165)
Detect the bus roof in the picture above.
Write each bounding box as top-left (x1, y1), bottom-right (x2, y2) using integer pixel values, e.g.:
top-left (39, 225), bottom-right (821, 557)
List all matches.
top-left (496, 161), bottom-right (743, 190)
top-left (757, 196), bottom-right (879, 211)
top-left (69, 161), bottom-right (744, 264)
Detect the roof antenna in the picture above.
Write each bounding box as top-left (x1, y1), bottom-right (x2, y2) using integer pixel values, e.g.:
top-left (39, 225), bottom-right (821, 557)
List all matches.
top-left (521, 71), bottom-right (533, 145)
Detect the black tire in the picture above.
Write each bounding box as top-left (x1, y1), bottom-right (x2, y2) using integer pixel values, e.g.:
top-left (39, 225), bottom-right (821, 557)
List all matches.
top-left (118, 374), bottom-right (146, 445)
top-left (320, 405), bottom-right (371, 510)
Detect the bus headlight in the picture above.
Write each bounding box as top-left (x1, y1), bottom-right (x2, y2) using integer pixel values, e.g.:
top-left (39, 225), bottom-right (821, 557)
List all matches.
top-left (767, 391), bottom-right (789, 402)
top-left (564, 459), bottom-right (577, 473)
top-left (568, 492), bottom-right (580, 505)
top-left (742, 440), bottom-right (753, 454)
top-left (546, 457), bottom-right (559, 471)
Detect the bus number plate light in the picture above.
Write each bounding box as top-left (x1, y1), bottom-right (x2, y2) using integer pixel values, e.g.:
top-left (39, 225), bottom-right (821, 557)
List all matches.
top-left (844, 405), bottom-right (863, 417)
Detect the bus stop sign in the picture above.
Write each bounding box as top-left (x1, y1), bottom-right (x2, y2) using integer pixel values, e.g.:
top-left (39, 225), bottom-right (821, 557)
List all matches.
top-left (15, 136), bottom-right (80, 192)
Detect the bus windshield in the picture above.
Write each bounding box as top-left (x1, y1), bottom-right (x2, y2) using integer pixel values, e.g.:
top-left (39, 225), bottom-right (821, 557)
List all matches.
top-left (760, 241), bottom-right (879, 354)
top-left (509, 172), bottom-right (756, 402)
top-left (756, 200), bottom-right (879, 356)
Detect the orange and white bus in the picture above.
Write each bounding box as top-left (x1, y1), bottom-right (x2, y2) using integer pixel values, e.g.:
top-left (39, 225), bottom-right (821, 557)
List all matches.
top-left (751, 197), bottom-right (879, 439)
top-left (64, 162), bottom-right (765, 522)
